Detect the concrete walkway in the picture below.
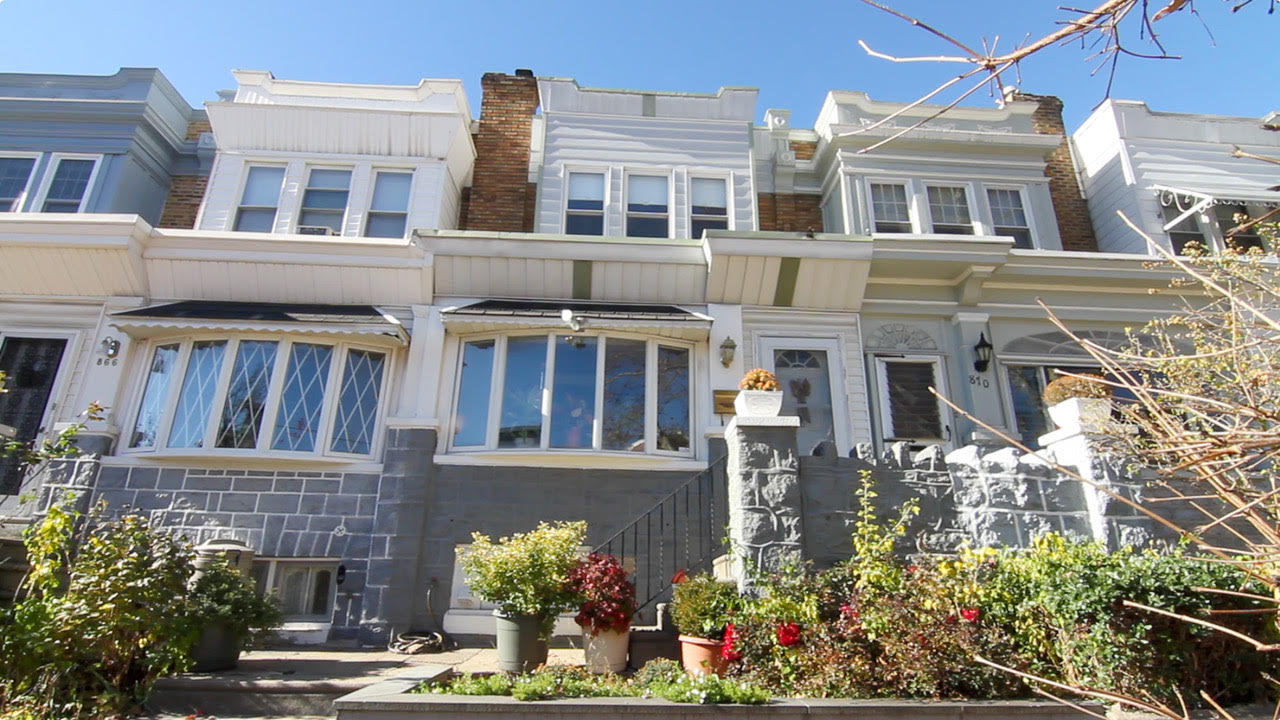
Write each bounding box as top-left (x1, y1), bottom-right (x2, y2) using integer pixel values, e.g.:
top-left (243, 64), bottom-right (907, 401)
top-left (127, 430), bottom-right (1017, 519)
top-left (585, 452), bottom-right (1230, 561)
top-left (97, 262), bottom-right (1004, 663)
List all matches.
top-left (147, 644), bottom-right (585, 718)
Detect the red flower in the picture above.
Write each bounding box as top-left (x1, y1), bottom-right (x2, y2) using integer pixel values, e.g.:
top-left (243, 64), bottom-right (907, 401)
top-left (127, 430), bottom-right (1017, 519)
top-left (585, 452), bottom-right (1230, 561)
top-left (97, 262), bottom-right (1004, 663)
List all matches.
top-left (775, 621), bottom-right (802, 647)
top-left (960, 607), bottom-right (981, 623)
top-left (721, 622), bottom-right (742, 661)
top-left (671, 569), bottom-right (689, 585)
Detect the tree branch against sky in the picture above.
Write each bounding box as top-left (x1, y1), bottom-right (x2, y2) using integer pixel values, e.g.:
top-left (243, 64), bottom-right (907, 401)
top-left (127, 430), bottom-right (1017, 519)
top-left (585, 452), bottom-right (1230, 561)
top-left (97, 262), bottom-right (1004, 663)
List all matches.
top-left (851, 0), bottom-right (1276, 151)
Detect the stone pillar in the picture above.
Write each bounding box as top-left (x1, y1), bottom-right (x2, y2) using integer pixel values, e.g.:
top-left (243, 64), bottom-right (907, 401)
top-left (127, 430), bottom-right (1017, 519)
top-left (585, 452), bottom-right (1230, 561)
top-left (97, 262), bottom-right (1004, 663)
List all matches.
top-left (724, 412), bottom-right (803, 591)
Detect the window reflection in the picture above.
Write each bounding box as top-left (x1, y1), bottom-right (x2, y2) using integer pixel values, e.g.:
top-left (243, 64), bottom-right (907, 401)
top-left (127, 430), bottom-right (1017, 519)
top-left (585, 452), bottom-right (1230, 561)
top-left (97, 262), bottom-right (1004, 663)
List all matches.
top-left (603, 338), bottom-right (646, 451)
top-left (656, 346), bottom-right (690, 452)
top-left (774, 349), bottom-right (835, 455)
top-left (499, 336), bottom-right (547, 448)
top-left (550, 336), bottom-right (598, 449)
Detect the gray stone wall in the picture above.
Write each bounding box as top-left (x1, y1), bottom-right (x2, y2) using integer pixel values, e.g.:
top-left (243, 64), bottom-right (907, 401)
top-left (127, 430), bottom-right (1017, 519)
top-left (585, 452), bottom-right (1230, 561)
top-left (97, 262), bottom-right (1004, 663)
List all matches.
top-left (93, 463), bottom-right (380, 637)
top-left (725, 422), bottom-right (804, 586)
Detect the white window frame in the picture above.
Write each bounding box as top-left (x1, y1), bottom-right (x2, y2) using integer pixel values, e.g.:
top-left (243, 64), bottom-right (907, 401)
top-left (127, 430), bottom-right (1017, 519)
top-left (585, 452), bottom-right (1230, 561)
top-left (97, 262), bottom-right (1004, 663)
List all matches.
top-left (872, 354), bottom-right (951, 448)
top-left (689, 174), bottom-right (731, 238)
top-left (758, 336), bottom-right (853, 457)
top-left (233, 164), bottom-right (287, 233)
top-left (983, 184), bottom-right (1037, 249)
top-left (562, 167), bottom-right (609, 236)
top-left (122, 334), bottom-right (391, 460)
top-left (294, 166), bottom-right (354, 235)
top-left (624, 172), bottom-right (672, 239)
top-left (446, 331), bottom-right (695, 458)
top-left (0, 152), bottom-right (42, 212)
top-left (361, 168), bottom-right (415, 239)
top-left (251, 557), bottom-right (339, 622)
top-left (865, 178), bottom-right (917, 234)
top-left (31, 153), bottom-right (102, 214)
top-left (923, 183), bottom-right (978, 235)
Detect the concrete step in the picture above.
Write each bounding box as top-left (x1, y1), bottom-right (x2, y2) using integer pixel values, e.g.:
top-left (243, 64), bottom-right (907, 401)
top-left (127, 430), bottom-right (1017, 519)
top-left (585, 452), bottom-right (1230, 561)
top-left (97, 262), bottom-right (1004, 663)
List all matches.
top-left (147, 676), bottom-right (357, 717)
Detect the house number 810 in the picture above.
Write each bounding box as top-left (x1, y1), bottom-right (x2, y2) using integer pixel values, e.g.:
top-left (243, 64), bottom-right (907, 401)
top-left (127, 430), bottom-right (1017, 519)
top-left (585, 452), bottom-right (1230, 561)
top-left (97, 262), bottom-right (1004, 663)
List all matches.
top-left (969, 375), bottom-right (989, 388)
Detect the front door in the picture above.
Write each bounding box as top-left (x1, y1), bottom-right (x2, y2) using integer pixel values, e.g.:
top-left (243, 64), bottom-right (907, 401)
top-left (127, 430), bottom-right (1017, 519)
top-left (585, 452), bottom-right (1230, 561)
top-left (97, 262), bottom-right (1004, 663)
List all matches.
top-left (760, 338), bottom-right (850, 457)
top-left (0, 337), bottom-right (67, 494)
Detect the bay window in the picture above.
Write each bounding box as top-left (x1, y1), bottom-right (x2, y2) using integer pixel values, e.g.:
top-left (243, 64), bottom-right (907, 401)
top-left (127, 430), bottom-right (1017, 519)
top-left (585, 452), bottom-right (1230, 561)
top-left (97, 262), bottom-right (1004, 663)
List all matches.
top-left (128, 336), bottom-right (386, 458)
top-left (451, 333), bottom-right (692, 455)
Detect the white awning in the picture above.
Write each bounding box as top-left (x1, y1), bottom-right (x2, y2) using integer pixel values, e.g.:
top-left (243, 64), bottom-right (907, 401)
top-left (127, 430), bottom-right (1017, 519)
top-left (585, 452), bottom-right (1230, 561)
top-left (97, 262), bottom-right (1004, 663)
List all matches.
top-left (439, 299), bottom-right (712, 341)
top-left (110, 301), bottom-right (409, 345)
top-left (1154, 184), bottom-right (1280, 209)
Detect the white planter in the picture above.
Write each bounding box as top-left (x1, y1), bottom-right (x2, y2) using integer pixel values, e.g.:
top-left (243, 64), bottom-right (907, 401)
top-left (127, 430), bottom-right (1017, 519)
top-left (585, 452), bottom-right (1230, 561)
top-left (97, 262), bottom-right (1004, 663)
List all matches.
top-left (583, 627), bottom-right (629, 673)
top-left (1048, 397), bottom-right (1112, 432)
top-left (734, 390), bottom-right (784, 417)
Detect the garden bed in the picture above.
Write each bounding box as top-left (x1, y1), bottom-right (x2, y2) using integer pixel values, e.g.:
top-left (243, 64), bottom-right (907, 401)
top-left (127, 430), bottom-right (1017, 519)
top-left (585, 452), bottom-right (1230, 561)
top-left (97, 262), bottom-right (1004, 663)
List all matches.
top-left (333, 665), bottom-right (1091, 720)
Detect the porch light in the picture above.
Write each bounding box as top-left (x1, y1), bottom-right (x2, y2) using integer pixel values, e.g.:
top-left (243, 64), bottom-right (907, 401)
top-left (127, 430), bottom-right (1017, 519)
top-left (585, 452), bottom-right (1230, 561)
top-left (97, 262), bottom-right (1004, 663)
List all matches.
top-left (719, 337), bottom-right (737, 368)
top-left (972, 333), bottom-right (993, 373)
top-left (100, 336), bottom-right (121, 359)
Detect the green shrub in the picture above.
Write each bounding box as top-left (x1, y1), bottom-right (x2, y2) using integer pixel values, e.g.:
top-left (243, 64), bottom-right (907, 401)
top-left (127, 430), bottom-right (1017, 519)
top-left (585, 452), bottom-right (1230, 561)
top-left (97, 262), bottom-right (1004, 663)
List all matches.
top-left (0, 503), bottom-right (199, 719)
top-left (189, 559), bottom-right (282, 645)
top-left (669, 573), bottom-right (742, 640)
top-left (460, 521), bottom-right (585, 639)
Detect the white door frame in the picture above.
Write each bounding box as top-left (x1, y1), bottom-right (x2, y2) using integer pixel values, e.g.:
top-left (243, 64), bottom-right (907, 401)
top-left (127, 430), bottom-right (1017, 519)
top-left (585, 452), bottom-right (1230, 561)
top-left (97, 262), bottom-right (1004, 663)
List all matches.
top-left (758, 336), bottom-right (852, 457)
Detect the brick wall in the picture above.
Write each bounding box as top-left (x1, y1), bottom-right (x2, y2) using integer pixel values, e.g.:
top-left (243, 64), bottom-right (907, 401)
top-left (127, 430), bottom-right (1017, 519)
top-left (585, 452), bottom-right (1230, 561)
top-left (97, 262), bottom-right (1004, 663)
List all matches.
top-left (185, 118), bottom-right (211, 142)
top-left (758, 192), bottom-right (824, 233)
top-left (1012, 92), bottom-right (1098, 252)
top-left (464, 72), bottom-right (540, 232)
top-left (789, 140), bottom-right (817, 161)
top-left (157, 174), bottom-right (207, 229)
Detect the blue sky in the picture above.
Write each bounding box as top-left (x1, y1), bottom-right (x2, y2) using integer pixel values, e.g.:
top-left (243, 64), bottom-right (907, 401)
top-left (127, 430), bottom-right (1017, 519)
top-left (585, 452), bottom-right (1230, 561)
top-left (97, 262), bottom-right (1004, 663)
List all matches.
top-left (1, 0), bottom-right (1275, 131)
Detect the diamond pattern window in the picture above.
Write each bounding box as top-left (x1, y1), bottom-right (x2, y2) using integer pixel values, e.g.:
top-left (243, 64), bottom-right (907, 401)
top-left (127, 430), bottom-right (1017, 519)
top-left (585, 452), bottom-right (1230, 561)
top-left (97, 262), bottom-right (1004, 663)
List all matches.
top-left (330, 349), bottom-right (386, 455)
top-left (130, 338), bottom-right (388, 458)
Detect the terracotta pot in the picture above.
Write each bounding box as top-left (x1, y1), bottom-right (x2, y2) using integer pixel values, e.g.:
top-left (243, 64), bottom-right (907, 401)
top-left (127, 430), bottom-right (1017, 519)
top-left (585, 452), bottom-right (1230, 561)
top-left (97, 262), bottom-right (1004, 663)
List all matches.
top-left (734, 390), bottom-right (784, 417)
top-left (583, 626), bottom-right (629, 673)
top-left (678, 634), bottom-right (728, 677)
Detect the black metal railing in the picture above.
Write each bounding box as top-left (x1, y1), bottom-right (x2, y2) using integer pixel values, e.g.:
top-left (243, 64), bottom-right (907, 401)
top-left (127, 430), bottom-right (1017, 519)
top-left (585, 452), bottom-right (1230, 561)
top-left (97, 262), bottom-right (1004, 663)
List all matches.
top-left (592, 455), bottom-right (728, 612)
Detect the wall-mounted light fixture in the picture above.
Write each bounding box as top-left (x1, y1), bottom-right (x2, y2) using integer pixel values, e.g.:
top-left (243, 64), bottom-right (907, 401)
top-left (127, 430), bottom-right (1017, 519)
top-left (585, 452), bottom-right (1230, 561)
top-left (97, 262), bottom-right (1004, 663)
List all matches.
top-left (719, 337), bottom-right (737, 368)
top-left (972, 333), bottom-right (993, 373)
top-left (560, 308), bottom-right (587, 333)
top-left (100, 336), bottom-right (121, 359)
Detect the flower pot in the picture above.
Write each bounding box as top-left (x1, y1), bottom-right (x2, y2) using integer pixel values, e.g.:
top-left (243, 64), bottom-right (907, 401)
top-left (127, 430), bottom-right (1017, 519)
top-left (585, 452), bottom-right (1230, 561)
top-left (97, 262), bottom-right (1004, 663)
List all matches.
top-left (190, 620), bottom-right (242, 672)
top-left (734, 390), bottom-right (784, 417)
top-left (583, 627), bottom-right (629, 673)
top-left (1048, 397), bottom-right (1111, 433)
top-left (678, 634), bottom-right (728, 677)
top-left (494, 611), bottom-right (548, 673)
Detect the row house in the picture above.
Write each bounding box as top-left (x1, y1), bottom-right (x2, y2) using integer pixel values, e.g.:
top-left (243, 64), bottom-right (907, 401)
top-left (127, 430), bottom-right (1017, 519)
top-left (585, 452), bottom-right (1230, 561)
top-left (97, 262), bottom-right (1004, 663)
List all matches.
top-left (0, 66), bottom-right (1270, 644)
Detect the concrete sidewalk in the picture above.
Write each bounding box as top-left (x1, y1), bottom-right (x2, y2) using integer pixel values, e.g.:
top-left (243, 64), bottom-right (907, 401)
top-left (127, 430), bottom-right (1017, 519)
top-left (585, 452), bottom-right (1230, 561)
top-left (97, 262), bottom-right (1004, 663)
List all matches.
top-left (147, 644), bottom-right (585, 718)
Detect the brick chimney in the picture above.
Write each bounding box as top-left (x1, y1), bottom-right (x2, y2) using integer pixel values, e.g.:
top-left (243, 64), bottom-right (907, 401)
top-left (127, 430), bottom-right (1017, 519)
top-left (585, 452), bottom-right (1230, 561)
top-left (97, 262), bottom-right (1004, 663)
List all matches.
top-left (464, 70), bottom-right (540, 232)
top-left (1010, 91), bottom-right (1098, 252)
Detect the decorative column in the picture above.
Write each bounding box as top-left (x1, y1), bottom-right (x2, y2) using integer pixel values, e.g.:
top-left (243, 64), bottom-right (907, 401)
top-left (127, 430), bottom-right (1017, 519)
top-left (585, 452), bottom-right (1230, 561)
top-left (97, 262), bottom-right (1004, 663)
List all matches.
top-left (724, 408), bottom-right (803, 591)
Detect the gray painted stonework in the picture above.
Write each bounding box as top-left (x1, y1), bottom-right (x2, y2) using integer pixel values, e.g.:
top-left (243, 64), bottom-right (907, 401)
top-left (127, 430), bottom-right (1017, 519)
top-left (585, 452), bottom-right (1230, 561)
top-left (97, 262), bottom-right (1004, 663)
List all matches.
top-left (725, 421), bottom-right (805, 587)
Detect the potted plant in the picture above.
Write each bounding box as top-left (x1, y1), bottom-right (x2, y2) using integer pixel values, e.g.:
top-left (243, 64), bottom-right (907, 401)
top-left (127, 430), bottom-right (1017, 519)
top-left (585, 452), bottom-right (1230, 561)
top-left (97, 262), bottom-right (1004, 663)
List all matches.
top-left (568, 552), bottom-right (636, 673)
top-left (735, 368), bottom-right (783, 417)
top-left (669, 573), bottom-right (743, 676)
top-left (461, 520), bottom-right (586, 673)
top-left (1043, 372), bottom-right (1113, 432)
top-left (187, 559), bottom-right (282, 672)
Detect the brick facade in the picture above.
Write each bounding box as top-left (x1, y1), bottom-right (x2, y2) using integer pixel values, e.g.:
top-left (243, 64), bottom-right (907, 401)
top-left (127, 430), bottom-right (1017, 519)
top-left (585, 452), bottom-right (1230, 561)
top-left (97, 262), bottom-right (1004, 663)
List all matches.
top-left (757, 192), bottom-right (824, 233)
top-left (1013, 92), bottom-right (1098, 253)
top-left (184, 118), bottom-right (211, 142)
top-left (156, 174), bottom-right (208, 229)
top-left (464, 72), bottom-right (540, 233)
top-left (789, 139), bottom-right (817, 161)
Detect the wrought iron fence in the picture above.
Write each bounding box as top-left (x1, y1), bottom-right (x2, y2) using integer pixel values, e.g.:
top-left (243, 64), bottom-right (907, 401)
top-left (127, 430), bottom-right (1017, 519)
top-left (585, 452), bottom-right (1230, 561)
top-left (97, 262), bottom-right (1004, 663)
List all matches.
top-left (592, 455), bottom-right (728, 612)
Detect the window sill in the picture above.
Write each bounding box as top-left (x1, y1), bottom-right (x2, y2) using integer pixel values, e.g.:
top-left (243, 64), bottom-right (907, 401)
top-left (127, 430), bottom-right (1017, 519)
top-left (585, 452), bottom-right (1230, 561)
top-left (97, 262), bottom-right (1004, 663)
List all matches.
top-left (434, 452), bottom-right (705, 471)
top-left (102, 452), bottom-right (383, 473)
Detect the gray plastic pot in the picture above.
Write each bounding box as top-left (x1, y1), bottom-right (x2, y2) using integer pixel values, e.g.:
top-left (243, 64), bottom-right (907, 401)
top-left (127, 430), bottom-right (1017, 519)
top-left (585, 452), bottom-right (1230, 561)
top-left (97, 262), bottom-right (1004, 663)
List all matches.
top-left (493, 611), bottom-right (548, 673)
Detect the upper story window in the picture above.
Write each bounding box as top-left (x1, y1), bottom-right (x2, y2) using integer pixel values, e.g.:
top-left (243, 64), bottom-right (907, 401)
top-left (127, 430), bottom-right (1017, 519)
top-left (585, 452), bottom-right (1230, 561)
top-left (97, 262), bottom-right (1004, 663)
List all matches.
top-left (986, 188), bottom-right (1032, 249)
top-left (566, 172), bottom-right (605, 235)
top-left (128, 336), bottom-right (387, 458)
top-left (869, 182), bottom-right (912, 233)
top-left (1159, 196), bottom-right (1269, 255)
top-left (1215, 204), bottom-right (1265, 253)
top-left (626, 175), bottom-right (669, 238)
top-left (690, 178), bottom-right (728, 238)
top-left (926, 186), bottom-right (974, 235)
top-left (0, 156), bottom-right (38, 211)
top-left (298, 169), bottom-right (352, 235)
top-left (450, 333), bottom-right (691, 456)
top-left (39, 157), bottom-right (97, 212)
top-left (365, 171), bottom-right (412, 238)
top-left (235, 166), bottom-right (286, 232)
